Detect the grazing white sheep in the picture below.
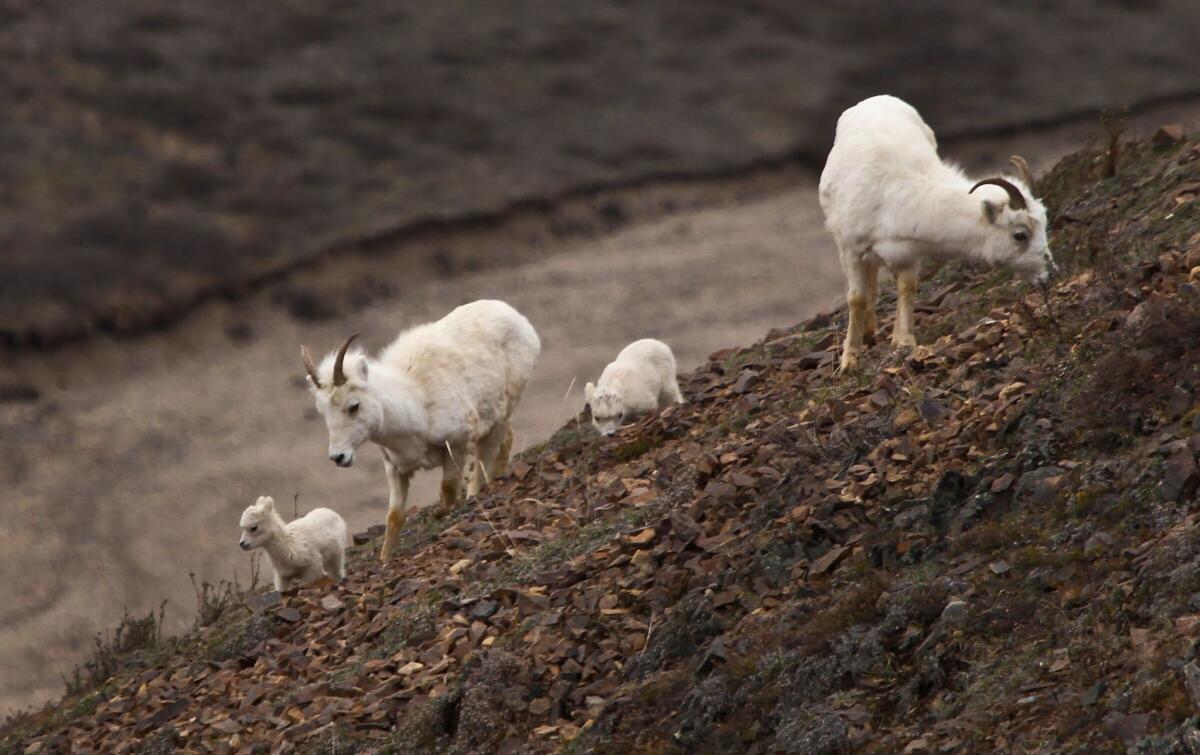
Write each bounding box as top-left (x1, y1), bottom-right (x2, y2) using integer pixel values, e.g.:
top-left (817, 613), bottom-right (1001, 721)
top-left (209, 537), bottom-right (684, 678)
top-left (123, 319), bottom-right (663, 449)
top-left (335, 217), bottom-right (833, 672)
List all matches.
top-left (300, 299), bottom-right (540, 561)
top-left (818, 94), bottom-right (1056, 371)
top-left (585, 338), bottom-right (683, 436)
top-left (238, 496), bottom-right (348, 592)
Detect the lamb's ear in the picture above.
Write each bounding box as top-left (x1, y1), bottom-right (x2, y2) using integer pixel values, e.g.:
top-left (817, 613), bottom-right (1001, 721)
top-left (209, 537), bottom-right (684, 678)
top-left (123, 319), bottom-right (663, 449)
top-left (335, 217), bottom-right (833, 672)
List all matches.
top-left (981, 199), bottom-right (1001, 224)
top-left (358, 357), bottom-right (368, 380)
top-left (584, 382), bottom-right (595, 404)
top-left (258, 496), bottom-right (275, 511)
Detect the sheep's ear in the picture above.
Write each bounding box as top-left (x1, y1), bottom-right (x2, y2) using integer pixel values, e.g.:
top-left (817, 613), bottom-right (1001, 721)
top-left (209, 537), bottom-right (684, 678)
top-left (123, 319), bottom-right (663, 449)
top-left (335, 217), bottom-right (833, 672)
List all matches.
top-left (981, 199), bottom-right (1001, 224)
top-left (304, 374), bottom-right (320, 391)
top-left (358, 358), bottom-right (368, 380)
top-left (584, 382), bottom-right (595, 404)
top-left (258, 496), bottom-right (275, 511)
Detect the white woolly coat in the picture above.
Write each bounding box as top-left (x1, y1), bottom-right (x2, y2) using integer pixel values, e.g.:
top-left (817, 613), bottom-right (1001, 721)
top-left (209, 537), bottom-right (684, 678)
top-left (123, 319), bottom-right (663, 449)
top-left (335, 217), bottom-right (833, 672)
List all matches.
top-left (586, 338), bottom-right (683, 434)
top-left (241, 502), bottom-right (349, 591)
top-left (319, 299), bottom-right (541, 474)
top-left (818, 94), bottom-right (1050, 276)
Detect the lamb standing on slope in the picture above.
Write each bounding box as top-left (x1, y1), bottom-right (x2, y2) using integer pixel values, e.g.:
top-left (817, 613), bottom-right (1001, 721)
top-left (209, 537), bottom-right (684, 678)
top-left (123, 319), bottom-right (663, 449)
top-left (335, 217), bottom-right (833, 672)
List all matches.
top-left (585, 338), bottom-right (683, 436)
top-left (300, 299), bottom-right (540, 561)
top-left (819, 95), bottom-right (1057, 371)
top-left (238, 496), bottom-right (348, 592)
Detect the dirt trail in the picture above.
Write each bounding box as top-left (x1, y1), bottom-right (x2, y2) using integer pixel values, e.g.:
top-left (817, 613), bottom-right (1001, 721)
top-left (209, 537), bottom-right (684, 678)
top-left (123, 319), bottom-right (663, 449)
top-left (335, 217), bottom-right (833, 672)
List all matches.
top-left (4, 103), bottom-right (1200, 713)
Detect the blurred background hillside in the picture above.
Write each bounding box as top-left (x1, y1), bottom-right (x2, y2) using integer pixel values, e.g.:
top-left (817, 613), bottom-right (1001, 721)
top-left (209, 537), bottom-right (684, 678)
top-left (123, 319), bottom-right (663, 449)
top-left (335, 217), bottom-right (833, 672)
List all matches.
top-left (4, 0), bottom-right (1200, 716)
top-left (4, 0), bottom-right (1200, 347)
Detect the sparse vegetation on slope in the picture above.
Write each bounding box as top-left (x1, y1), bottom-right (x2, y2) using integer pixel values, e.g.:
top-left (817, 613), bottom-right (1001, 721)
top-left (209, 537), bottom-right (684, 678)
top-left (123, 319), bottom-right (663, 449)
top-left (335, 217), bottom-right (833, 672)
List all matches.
top-left (6, 129), bottom-right (1200, 753)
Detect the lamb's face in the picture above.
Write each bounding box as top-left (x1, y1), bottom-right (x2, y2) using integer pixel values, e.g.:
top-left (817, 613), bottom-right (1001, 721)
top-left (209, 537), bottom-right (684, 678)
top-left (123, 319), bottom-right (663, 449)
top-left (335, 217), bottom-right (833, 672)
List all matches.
top-left (981, 196), bottom-right (1056, 283)
top-left (309, 357), bottom-right (380, 468)
top-left (239, 496), bottom-right (274, 550)
top-left (588, 387), bottom-right (625, 437)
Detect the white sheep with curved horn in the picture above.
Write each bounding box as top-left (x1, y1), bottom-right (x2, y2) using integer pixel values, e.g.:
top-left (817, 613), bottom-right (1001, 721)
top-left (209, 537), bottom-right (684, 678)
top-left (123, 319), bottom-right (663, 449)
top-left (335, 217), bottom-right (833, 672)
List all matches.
top-left (818, 95), bottom-right (1056, 371)
top-left (300, 299), bottom-right (540, 561)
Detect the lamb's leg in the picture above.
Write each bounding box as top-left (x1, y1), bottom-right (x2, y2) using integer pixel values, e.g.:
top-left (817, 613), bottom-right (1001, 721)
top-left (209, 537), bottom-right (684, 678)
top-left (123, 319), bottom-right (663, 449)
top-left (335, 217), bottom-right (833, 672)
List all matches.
top-left (324, 548), bottom-right (346, 581)
top-left (663, 378), bottom-right (684, 404)
top-left (272, 570), bottom-right (286, 593)
top-left (863, 259), bottom-right (881, 345)
top-left (380, 457), bottom-right (411, 561)
top-left (892, 265), bottom-right (920, 348)
top-left (839, 251), bottom-right (870, 372)
top-left (301, 565), bottom-right (324, 586)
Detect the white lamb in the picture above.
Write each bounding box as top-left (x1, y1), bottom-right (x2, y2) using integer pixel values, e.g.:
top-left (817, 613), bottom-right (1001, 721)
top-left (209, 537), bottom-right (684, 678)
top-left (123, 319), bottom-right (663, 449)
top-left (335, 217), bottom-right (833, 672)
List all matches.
top-left (818, 94), bottom-right (1057, 371)
top-left (238, 496), bottom-right (348, 592)
top-left (300, 299), bottom-right (540, 561)
top-left (585, 338), bottom-right (684, 436)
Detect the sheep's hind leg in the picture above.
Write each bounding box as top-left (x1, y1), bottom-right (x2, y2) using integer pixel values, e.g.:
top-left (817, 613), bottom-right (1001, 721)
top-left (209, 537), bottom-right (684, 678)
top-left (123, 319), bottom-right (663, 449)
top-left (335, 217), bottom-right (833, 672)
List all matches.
top-left (479, 423), bottom-right (513, 486)
top-left (439, 444), bottom-right (467, 514)
top-left (839, 252), bottom-right (871, 371)
top-left (465, 452), bottom-right (482, 497)
top-left (380, 457), bottom-right (411, 562)
top-left (892, 265), bottom-right (919, 348)
top-left (862, 258), bottom-right (880, 345)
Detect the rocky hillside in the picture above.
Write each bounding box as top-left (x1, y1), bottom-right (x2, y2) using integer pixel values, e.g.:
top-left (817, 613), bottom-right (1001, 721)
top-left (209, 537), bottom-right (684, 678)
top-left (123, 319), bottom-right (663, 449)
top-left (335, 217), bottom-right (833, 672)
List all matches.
top-left (6, 128), bottom-right (1200, 753)
top-left (6, 0), bottom-right (1200, 349)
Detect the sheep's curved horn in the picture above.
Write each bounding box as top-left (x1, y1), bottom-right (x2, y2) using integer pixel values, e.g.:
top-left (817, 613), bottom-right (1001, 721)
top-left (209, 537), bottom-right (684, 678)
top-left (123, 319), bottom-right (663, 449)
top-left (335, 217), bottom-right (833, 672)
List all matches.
top-left (332, 333), bottom-right (359, 386)
top-left (1009, 155), bottom-right (1033, 186)
top-left (300, 346), bottom-right (321, 388)
top-left (970, 178), bottom-right (1027, 211)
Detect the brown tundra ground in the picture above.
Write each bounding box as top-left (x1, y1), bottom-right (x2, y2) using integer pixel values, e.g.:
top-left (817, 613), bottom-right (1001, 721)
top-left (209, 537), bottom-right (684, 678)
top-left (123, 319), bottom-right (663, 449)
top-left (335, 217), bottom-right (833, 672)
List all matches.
top-left (2, 103), bottom-right (1200, 715)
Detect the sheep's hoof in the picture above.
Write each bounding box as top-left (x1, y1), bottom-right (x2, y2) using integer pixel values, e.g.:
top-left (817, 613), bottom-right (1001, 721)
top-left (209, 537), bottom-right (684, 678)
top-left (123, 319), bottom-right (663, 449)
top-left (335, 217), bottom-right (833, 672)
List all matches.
top-left (891, 336), bottom-right (917, 349)
top-left (838, 351), bottom-right (860, 373)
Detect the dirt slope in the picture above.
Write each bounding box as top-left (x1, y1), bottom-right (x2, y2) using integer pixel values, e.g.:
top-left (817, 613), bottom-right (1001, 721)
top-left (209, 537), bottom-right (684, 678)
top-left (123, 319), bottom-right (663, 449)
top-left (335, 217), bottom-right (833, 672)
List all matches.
top-left (5, 0), bottom-right (1200, 347)
top-left (5, 98), bottom-right (1200, 717)
top-left (7, 126), bottom-right (1200, 752)
top-left (0, 168), bottom-right (840, 715)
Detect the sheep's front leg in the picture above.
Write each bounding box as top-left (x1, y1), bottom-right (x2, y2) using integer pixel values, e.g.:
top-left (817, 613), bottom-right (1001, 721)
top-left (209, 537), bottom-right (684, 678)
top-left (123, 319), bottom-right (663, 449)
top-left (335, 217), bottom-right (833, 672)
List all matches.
top-left (839, 254), bottom-right (871, 372)
top-left (272, 570), bottom-right (287, 593)
top-left (892, 266), bottom-right (919, 348)
top-left (380, 457), bottom-right (411, 561)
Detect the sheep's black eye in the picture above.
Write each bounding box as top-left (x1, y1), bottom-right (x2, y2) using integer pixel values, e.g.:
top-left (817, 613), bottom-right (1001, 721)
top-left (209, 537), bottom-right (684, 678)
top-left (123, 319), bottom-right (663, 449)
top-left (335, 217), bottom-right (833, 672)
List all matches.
top-left (1013, 230), bottom-right (1029, 243)
top-left (249, 525), bottom-right (258, 533)
top-left (347, 402), bottom-right (359, 416)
